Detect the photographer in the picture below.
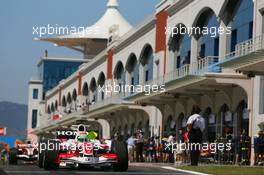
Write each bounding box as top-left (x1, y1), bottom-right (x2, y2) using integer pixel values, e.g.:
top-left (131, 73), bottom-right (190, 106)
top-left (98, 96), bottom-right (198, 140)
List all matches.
top-left (187, 105), bottom-right (205, 166)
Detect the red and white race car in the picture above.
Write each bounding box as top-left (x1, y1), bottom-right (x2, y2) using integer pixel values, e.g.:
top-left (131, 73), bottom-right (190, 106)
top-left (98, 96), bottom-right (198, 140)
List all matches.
top-left (38, 124), bottom-right (128, 171)
top-left (9, 141), bottom-right (38, 164)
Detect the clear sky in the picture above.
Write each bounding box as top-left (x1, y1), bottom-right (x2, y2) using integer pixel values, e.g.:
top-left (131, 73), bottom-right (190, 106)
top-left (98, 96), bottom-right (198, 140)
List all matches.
top-left (0, 0), bottom-right (160, 105)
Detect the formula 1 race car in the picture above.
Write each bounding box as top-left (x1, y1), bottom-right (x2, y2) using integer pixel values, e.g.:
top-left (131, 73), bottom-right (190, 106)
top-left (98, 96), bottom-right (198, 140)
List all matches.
top-left (9, 141), bottom-right (38, 164)
top-left (38, 124), bottom-right (128, 171)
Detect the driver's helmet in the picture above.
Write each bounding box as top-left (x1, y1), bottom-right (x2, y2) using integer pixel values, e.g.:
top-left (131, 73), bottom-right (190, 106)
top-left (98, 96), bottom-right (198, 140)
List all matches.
top-left (77, 133), bottom-right (88, 142)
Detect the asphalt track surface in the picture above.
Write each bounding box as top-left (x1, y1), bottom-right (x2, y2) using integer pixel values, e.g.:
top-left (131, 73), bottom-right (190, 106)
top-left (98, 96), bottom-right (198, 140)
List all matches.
top-left (0, 163), bottom-right (197, 175)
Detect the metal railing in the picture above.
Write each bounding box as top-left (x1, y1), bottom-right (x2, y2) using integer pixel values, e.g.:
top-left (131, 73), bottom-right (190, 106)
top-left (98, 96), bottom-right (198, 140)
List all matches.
top-left (89, 93), bottom-right (124, 111)
top-left (225, 34), bottom-right (264, 60)
top-left (192, 56), bottom-right (219, 75)
top-left (42, 56), bottom-right (220, 120)
top-left (164, 64), bottom-right (190, 83)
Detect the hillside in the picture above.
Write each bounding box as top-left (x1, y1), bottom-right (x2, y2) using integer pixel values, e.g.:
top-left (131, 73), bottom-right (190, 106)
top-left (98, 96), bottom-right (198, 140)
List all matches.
top-left (0, 101), bottom-right (27, 138)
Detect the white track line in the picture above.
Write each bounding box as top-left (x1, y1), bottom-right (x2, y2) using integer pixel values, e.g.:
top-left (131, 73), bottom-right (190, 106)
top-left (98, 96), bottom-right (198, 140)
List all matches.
top-left (4, 171), bottom-right (179, 175)
top-left (162, 166), bottom-right (211, 175)
top-left (4, 171), bottom-right (49, 174)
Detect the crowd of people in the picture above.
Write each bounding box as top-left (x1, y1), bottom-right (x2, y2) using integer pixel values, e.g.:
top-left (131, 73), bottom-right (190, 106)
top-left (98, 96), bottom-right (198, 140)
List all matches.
top-left (123, 129), bottom-right (264, 166)
top-left (124, 106), bottom-right (205, 165)
top-left (122, 106), bottom-right (264, 166)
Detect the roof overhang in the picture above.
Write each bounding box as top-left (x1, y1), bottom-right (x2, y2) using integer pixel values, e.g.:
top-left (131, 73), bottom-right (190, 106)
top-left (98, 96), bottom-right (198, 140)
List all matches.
top-left (124, 75), bottom-right (206, 102)
top-left (218, 40), bottom-right (264, 76)
top-left (125, 73), bottom-right (249, 105)
top-left (36, 37), bottom-right (107, 54)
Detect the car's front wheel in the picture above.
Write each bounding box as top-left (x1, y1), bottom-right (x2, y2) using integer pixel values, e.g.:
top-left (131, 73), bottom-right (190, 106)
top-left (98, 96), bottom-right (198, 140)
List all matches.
top-left (42, 140), bottom-right (60, 170)
top-left (112, 140), bottom-right (128, 172)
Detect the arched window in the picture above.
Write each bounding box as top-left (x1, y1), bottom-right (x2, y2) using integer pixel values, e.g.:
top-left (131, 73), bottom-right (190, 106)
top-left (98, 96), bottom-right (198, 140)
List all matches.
top-left (236, 100), bottom-right (249, 136)
top-left (177, 113), bottom-right (186, 132)
top-left (55, 100), bottom-right (58, 110)
top-left (193, 8), bottom-right (220, 59)
top-left (114, 61), bottom-right (125, 93)
top-left (90, 78), bottom-right (97, 103)
top-left (67, 92), bottom-right (72, 105)
top-left (82, 82), bottom-right (89, 97)
top-left (165, 115), bottom-right (175, 135)
top-left (98, 72), bottom-right (106, 100)
top-left (126, 54), bottom-right (139, 88)
top-left (140, 45), bottom-right (154, 82)
top-left (51, 103), bottom-right (55, 113)
top-left (72, 89), bottom-right (77, 102)
top-left (169, 24), bottom-right (191, 69)
top-left (219, 104), bottom-right (233, 137)
top-left (62, 96), bottom-right (67, 107)
top-left (222, 0), bottom-right (254, 52)
top-left (47, 105), bottom-right (51, 114)
top-left (203, 107), bottom-right (216, 142)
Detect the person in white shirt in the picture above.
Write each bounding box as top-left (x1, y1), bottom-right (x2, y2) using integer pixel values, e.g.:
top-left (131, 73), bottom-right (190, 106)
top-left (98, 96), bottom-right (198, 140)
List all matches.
top-left (187, 105), bottom-right (205, 166)
top-left (127, 134), bottom-right (136, 162)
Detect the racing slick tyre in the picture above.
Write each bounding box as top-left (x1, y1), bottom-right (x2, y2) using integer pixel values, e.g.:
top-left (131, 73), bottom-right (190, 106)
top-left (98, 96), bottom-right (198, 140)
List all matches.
top-left (9, 148), bottom-right (18, 165)
top-left (38, 151), bottom-right (44, 168)
top-left (112, 140), bottom-right (128, 172)
top-left (43, 140), bottom-right (60, 170)
top-left (38, 139), bottom-right (47, 168)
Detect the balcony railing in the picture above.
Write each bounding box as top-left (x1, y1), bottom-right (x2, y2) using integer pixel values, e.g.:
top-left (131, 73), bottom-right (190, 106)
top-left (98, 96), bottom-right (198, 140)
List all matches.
top-left (164, 64), bottom-right (190, 83)
top-left (192, 56), bottom-right (220, 75)
top-left (225, 35), bottom-right (264, 60)
top-left (89, 93), bottom-right (124, 111)
top-left (43, 56), bottom-right (220, 123)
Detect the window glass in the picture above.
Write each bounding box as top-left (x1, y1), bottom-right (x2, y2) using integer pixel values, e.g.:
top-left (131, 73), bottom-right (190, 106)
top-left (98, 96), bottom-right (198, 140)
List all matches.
top-left (33, 89), bottom-right (38, 99)
top-left (199, 15), bottom-right (220, 57)
top-left (229, 0), bottom-right (253, 51)
top-left (177, 34), bottom-right (191, 69)
top-left (32, 109), bottom-right (38, 129)
top-left (40, 60), bottom-right (83, 94)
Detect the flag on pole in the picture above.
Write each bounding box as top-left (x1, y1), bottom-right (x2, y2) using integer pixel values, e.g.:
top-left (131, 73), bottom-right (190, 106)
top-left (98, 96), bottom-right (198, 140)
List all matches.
top-left (0, 127), bottom-right (7, 136)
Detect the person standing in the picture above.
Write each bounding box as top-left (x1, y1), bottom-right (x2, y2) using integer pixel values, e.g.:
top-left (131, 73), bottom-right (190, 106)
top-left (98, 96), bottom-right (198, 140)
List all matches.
top-left (127, 134), bottom-right (136, 162)
top-left (1, 148), bottom-right (7, 166)
top-left (187, 105), bottom-right (205, 166)
top-left (146, 137), bottom-right (155, 162)
top-left (135, 130), bottom-right (144, 162)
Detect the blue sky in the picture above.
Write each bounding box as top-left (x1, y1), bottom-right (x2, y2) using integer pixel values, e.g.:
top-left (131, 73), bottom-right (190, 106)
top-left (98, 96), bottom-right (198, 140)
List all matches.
top-left (0, 0), bottom-right (160, 105)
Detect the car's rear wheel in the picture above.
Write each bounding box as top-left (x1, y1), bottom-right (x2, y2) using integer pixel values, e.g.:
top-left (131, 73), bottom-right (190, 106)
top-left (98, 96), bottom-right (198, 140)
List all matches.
top-left (112, 140), bottom-right (128, 172)
top-left (9, 148), bottom-right (18, 165)
top-left (38, 140), bottom-right (47, 168)
top-left (38, 151), bottom-right (44, 168)
top-left (43, 140), bottom-right (60, 170)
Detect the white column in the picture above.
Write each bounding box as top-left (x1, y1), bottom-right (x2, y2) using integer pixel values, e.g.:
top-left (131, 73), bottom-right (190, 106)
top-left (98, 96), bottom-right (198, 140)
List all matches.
top-left (167, 50), bottom-right (175, 73)
top-left (254, 0), bottom-right (263, 37)
top-left (126, 72), bottom-right (131, 85)
top-left (139, 64), bottom-right (145, 84)
top-left (191, 36), bottom-right (198, 74)
top-left (97, 119), bottom-right (110, 139)
top-left (125, 72), bottom-right (131, 96)
top-left (104, 79), bottom-right (112, 98)
top-left (219, 20), bottom-right (228, 61)
top-left (191, 36), bottom-right (198, 64)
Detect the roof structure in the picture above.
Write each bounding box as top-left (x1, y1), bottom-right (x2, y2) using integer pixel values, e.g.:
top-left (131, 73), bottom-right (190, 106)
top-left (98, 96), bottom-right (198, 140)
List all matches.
top-left (37, 0), bottom-right (132, 57)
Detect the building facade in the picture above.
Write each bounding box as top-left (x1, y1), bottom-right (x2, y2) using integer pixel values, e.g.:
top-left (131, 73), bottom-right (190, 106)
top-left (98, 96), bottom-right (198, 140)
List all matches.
top-left (27, 0), bottom-right (264, 164)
